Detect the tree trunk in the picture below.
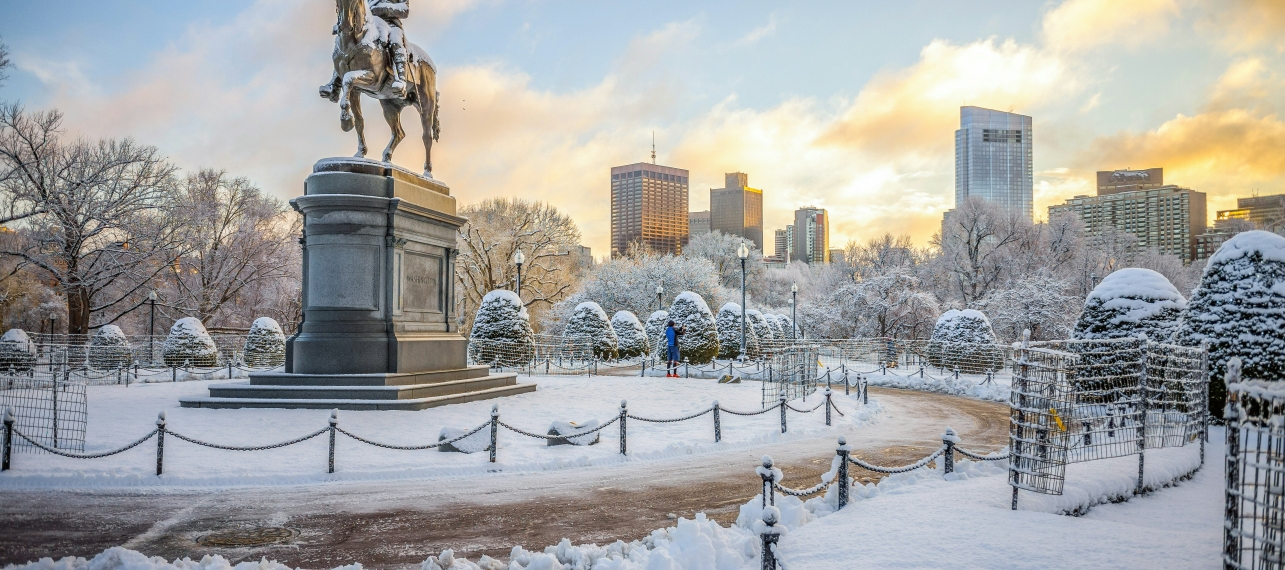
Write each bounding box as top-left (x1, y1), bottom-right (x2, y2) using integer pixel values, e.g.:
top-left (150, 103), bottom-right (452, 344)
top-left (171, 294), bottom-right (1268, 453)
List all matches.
top-left (65, 285), bottom-right (91, 335)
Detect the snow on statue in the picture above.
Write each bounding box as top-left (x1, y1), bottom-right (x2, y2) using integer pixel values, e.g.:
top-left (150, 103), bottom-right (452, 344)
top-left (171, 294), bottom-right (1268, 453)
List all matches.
top-left (669, 292), bottom-right (718, 364)
top-left (1177, 230), bottom-right (1285, 415)
top-left (610, 311), bottom-right (648, 359)
top-left (89, 325), bottom-right (132, 369)
top-left (469, 290), bottom-right (534, 366)
top-left (925, 309), bottom-right (1002, 373)
top-left (562, 301), bottom-right (618, 360)
top-left (243, 317), bottom-right (287, 367)
top-left (162, 317), bottom-right (219, 367)
top-left (1073, 268), bottom-right (1186, 342)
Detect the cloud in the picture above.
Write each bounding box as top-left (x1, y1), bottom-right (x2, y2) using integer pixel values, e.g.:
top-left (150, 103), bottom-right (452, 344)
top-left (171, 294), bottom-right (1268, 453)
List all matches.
top-left (1197, 0), bottom-right (1285, 52)
top-left (732, 16), bottom-right (777, 47)
top-left (1042, 0), bottom-right (1180, 52)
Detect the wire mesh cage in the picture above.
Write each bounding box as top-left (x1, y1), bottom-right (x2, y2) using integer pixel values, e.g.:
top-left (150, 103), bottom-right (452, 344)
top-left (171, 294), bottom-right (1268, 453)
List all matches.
top-left (1225, 380), bottom-right (1285, 569)
top-left (0, 374), bottom-right (88, 453)
top-left (763, 345), bottom-right (819, 408)
top-left (1008, 346), bottom-right (1075, 496)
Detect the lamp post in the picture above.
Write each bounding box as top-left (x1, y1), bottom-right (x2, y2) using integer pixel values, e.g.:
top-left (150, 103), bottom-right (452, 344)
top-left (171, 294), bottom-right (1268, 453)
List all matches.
top-left (738, 242), bottom-right (749, 359)
top-left (656, 285), bottom-right (664, 313)
top-left (514, 250), bottom-right (526, 296)
top-left (148, 291), bottom-right (158, 364)
top-left (791, 282), bottom-right (799, 340)
top-left (48, 312), bottom-right (58, 338)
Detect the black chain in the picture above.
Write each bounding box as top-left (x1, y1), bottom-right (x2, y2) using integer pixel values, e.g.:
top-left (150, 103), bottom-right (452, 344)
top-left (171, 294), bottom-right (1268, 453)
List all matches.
top-left (627, 407), bottom-right (714, 423)
top-left (498, 415), bottom-right (619, 440)
top-left (785, 400), bottom-right (826, 413)
top-left (721, 402), bottom-right (783, 416)
top-left (166, 427), bottom-right (328, 451)
top-left (13, 428), bottom-right (158, 459)
top-left (848, 445), bottom-right (947, 474)
top-left (773, 480), bottom-right (829, 497)
top-left (954, 447), bottom-right (1010, 461)
top-left (335, 420), bottom-right (491, 450)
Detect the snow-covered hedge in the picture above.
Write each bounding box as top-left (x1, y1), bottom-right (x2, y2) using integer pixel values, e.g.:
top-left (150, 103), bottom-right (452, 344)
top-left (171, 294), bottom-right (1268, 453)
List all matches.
top-left (924, 309), bottom-right (1003, 373)
top-left (747, 309), bottom-right (772, 345)
top-left (1177, 230), bottom-right (1285, 415)
top-left (777, 314), bottom-right (796, 339)
top-left (715, 303), bottom-right (751, 359)
top-left (611, 311), bottom-right (648, 359)
top-left (469, 290), bottom-right (534, 366)
top-left (0, 329), bottom-right (36, 372)
top-left (644, 310), bottom-right (669, 356)
top-left (161, 317), bottom-right (219, 367)
top-left (1074, 268), bottom-right (1186, 342)
top-left (669, 292), bottom-right (718, 364)
top-left (765, 313), bottom-right (786, 341)
top-left (563, 301), bottom-right (618, 360)
top-left (243, 317), bottom-right (287, 367)
top-left (89, 325), bottom-right (132, 369)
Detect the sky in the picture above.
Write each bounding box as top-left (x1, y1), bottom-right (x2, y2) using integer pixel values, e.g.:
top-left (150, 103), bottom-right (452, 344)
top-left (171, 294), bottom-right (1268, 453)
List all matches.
top-left (1, 0), bottom-right (1283, 257)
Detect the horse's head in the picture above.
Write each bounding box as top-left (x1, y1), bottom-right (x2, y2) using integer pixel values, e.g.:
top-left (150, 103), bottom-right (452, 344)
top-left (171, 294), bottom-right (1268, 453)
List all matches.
top-left (336, 0), bottom-right (367, 38)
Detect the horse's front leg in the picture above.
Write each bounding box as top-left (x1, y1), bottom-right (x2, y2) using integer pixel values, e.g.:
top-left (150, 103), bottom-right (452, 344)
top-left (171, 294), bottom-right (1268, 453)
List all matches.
top-left (379, 100), bottom-right (405, 163)
top-left (319, 69), bottom-right (341, 102)
top-left (349, 88), bottom-right (367, 158)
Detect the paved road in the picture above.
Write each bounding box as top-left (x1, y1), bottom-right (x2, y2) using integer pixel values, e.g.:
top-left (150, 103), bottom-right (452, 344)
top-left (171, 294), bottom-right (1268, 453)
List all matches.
top-left (0, 388), bottom-right (1008, 568)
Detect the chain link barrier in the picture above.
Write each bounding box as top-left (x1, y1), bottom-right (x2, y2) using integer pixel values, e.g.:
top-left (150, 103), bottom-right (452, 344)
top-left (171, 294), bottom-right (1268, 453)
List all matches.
top-left (335, 420), bottom-right (492, 450)
top-left (165, 427), bottom-right (328, 451)
top-left (12, 427), bottom-right (157, 459)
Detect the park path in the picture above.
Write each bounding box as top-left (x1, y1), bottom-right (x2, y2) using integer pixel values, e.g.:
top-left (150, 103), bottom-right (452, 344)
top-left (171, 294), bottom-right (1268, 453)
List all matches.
top-left (0, 388), bottom-right (1008, 569)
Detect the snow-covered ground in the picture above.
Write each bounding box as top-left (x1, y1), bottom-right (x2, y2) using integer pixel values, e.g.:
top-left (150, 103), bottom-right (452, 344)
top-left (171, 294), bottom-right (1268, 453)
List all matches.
top-left (863, 368), bottom-right (1011, 402)
top-left (0, 375), bottom-right (879, 488)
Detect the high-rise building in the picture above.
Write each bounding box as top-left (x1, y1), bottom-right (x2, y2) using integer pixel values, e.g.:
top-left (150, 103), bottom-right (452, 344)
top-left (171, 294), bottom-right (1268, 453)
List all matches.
top-left (955, 106), bottom-right (1033, 219)
top-left (710, 172), bottom-right (764, 250)
top-left (828, 249), bottom-right (845, 265)
top-left (1049, 183), bottom-right (1207, 264)
top-left (610, 162), bottom-right (689, 257)
top-left (1194, 193), bottom-right (1285, 262)
top-left (774, 226), bottom-right (793, 262)
top-left (1098, 168), bottom-right (1163, 195)
top-left (689, 210), bottom-right (711, 237)
top-left (793, 208), bottom-right (829, 264)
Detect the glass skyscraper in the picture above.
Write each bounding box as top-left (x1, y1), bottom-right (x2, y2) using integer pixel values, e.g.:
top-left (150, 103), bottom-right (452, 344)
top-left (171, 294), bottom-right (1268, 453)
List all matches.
top-left (954, 106), bottom-right (1033, 219)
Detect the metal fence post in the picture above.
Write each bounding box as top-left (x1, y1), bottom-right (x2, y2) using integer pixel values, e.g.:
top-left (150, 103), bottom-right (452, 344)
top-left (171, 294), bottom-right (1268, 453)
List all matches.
top-left (328, 409), bottom-right (338, 474)
top-left (760, 455), bottom-right (776, 508)
top-left (1136, 343), bottom-right (1149, 495)
top-left (760, 506), bottom-right (781, 570)
top-left (837, 436), bottom-right (850, 510)
top-left (713, 400), bottom-right (722, 443)
top-left (943, 428), bottom-right (956, 475)
top-left (1225, 389), bottom-right (1242, 566)
top-left (2, 407), bottom-right (12, 471)
top-left (155, 411), bottom-right (166, 476)
top-left (779, 394), bottom-right (787, 433)
top-left (862, 378), bottom-right (868, 406)
top-left (489, 404), bottom-right (499, 463)
top-left (684, 358), bottom-right (690, 378)
top-left (619, 400), bottom-right (627, 456)
top-left (825, 389), bottom-right (832, 426)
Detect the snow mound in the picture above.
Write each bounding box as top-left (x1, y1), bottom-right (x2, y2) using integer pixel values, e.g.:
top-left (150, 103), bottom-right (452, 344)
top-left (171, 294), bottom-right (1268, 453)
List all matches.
top-left (674, 291), bottom-right (713, 316)
top-left (572, 301), bottom-right (609, 321)
top-left (1088, 268), bottom-right (1186, 321)
top-left (1207, 229), bottom-right (1285, 266)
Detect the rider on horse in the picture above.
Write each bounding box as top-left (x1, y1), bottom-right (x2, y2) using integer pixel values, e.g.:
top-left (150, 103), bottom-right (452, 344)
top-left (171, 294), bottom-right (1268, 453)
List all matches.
top-left (369, 0), bottom-right (410, 95)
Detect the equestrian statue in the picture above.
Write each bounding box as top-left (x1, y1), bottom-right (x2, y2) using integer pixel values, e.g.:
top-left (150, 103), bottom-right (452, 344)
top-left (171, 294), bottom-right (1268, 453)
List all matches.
top-left (320, 0), bottom-right (441, 177)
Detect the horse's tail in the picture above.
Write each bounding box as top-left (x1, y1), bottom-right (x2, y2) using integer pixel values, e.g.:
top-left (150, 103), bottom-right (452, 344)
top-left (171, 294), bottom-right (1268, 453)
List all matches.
top-left (432, 90), bottom-right (441, 142)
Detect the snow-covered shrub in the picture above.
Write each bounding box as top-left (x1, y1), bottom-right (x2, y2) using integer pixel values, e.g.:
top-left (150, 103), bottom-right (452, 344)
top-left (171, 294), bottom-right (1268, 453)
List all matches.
top-left (747, 309), bottom-right (772, 344)
top-left (669, 292), bottom-right (718, 364)
top-left (1177, 230), bottom-right (1285, 415)
top-left (469, 290), bottom-right (534, 367)
top-left (162, 317), bottom-right (219, 367)
top-left (243, 317), bottom-right (287, 367)
top-left (89, 325), bottom-right (132, 369)
top-left (764, 313), bottom-right (786, 342)
top-left (715, 303), bottom-right (756, 359)
top-left (924, 309), bottom-right (1003, 373)
top-left (562, 301), bottom-right (618, 360)
top-left (0, 329), bottom-right (36, 372)
top-left (644, 310), bottom-right (669, 356)
top-left (777, 314), bottom-right (796, 339)
top-left (1074, 268), bottom-right (1186, 342)
top-left (611, 311), bottom-right (648, 359)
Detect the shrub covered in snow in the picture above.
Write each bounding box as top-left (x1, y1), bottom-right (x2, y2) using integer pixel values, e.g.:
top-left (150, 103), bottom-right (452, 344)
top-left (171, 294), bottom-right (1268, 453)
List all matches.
top-left (1177, 230), bottom-right (1285, 415)
top-left (562, 301), bottom-right (618, 360)
top-left (777, 314), bottom-right (796, 339)
top-left (469, 289), bottom-right (534, 366)
top-left (644, 310), bottom-right (669, 356)
top-left (747, 309), bottom-right (773, 344)
top-left (924, 309), bottom-right (1003, 373)
top-left (764, 313), bottom-right (786, 341)
top-left (668, 292), bottom-right (718, 364)
top-left (161, 317), bottom-right (219, 367)
top-left (242, 317), bottom-right (287, 367)
top-left (1074, 268), bottom-right (1186, 342)
top-left (611, 311), bottom-right (649, 359)
top-left (715, 303), bottom-right (758, 359)
top-left (0, 328), bottom-right (36, 372)
top-left (89, 325), bottom-right (132, 369)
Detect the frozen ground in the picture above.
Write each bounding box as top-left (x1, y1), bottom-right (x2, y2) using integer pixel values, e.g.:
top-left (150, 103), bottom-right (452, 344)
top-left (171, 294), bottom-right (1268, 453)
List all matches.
top-left (0, 375), bottom-right (879, 488)
top-left (862, 367), bottom-right (1011, 402)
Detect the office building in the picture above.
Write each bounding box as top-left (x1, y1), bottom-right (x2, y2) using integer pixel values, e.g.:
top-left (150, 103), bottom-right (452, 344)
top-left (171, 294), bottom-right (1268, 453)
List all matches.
top-left (688, 211), bottom-right (711, 237)
top-left (955, 106), bottom-right (1033, 219)
top-left (793, 207), bottom-right (829, 264)
top-left (710, 172), bottom-right (764, 250)
top-left (1194, 193), bottom-right (1285, 262)
top-left (1098, 168), bottom-right (1164, 195)
top-left (774, 226), bottom-right (793, 262)
top-left (1049, 180), bottom-right (1207, 264)
top-left (610, 162), bottom-right (689, 257)
top-left (829, 249), bottom-right (845, 265)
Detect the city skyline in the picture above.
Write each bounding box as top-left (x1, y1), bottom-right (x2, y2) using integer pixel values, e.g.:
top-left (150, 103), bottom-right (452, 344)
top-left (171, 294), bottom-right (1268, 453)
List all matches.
top-left (1, 1), bottom-right (1282, 258)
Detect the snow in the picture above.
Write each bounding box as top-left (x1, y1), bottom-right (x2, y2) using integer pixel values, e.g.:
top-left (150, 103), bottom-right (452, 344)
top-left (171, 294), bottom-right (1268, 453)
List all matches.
top-left (673, 291), bottom-right (713, 316)
top-left (718, 303), bottom-right (741, 315)
top-left (863, 370), bottom-right (1011, 402)
top-left (572, 301), bottom-right (609, 321)
top-left (1207, 229), bottom-right (1285, 266)
top-left (939, 308), bottom-right (991, 326)
top-left (482, 289), bottom-right (525, 311)
top-left (0, 376), bottom-right (879, 488)
top-left (610, 311), bottom-right (641, 327)
top-left (1, 328), bottom-right (33, 349)
top-left (1088, 268), bottom-right (1187, 323)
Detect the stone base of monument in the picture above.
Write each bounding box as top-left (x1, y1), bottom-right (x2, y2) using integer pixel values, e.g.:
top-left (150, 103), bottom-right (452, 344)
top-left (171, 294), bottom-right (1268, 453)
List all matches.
top-left (180, 158), bottom-right (536, 411)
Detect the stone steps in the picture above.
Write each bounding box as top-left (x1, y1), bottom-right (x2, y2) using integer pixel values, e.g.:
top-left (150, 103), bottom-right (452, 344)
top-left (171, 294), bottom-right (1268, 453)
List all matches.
top-left (247, 366), bottom-right (492, 387)
top-left (179, 377), bottom-right (535, 411)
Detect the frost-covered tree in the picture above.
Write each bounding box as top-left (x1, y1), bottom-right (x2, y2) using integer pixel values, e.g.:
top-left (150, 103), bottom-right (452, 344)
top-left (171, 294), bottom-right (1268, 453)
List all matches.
top-left (469, 289), bottom-right (534, 366)
top-left (669, 292), bottom-right (718, 364)
top-left (684, 231), bottom-right (766, 291)
top-left (562, 301), bottom-right (618, 360)
top-left (715, 303), bottom-right (758, 359)
top-left (243, 317), bottom-right (286, 367)
top-left (1177, 231), bottom-right (1285, 415)
top-left (88, 324), bottom-right (131, 369)
top-left (644, 310), bottom-right (669, 356)
top-left (543, 250), bottom-right (723, 333)
top-left (985, 274), bottom-right (1080, 342)
top-left (1073, 268), bottom-right (1186, 342)
top-left (746, 309), bottom-right (771, 346)
top-left (925, 309), bottom-right (1003, 373)
top-left (162, 317), bottom-right (218, 366)
top-left (0, 328), bottom-right (35, 372)
top-left (611, 311), bottom-right (648, 359)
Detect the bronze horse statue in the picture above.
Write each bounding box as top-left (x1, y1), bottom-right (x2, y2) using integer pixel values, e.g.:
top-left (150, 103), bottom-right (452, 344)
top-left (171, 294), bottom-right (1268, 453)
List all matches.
top-left (319, 0), bottom-right (440, 177)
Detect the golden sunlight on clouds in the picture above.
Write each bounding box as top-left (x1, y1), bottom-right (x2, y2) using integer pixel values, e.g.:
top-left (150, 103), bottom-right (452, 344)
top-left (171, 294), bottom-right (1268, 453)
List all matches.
top-left (1199, 0), bottom-right (1285, 52)
top-left (1042, 0), bottom-right (1179, 52)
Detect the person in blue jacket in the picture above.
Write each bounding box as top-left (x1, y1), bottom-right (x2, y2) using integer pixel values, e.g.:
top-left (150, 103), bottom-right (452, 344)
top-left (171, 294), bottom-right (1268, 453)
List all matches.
top-left (665, 320), bottom-right (685, 377)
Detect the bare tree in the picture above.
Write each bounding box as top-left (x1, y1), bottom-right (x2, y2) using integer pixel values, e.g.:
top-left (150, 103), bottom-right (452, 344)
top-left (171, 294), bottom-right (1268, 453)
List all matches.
top-left (684, 230), bottom-right (766, 294)
top-left (846, 233), bottom-right (925, 280)
top-left (0, 36), bottom-right (11, 88)
top-left (165, 169), bottom-right (298, 325)
top-left (930, 197), bottom-right (1030, 307)
top-left (456, 198), bottom-right (582, 331)
top-left (0, 104), bottom-right (183, 334)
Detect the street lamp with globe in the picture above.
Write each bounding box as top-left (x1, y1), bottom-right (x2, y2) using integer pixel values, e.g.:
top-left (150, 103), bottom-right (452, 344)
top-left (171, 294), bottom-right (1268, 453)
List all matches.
top-left (791, 282), bottom-right (799, 340)
top-left (514, 250), bottom-right (526, 297)
top-left (148, 291), bottom-right (158, 363)
top-left (738, 241), bottom-right (749, 359)
top-left (655, 285), bottom-right (664, 313)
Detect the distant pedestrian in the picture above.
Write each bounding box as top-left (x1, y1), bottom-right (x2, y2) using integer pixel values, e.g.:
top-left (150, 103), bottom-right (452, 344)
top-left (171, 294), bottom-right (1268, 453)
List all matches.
top-left (665, 320), bottom-right (685, 377)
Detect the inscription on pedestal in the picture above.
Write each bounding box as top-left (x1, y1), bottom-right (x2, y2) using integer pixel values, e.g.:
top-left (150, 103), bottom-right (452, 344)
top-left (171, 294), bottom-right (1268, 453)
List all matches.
top-left (403, 252), bottom-right (442, 312)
